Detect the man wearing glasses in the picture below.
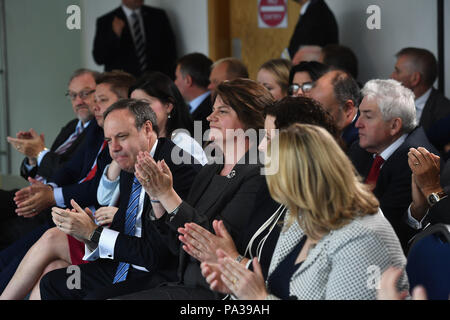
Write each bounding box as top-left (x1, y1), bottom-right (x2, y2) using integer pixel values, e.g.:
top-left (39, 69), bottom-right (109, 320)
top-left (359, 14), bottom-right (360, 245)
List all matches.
top-left (7, 69), bottom-right (98, 183)
top-left (0, 69), bottom-right (98, 249)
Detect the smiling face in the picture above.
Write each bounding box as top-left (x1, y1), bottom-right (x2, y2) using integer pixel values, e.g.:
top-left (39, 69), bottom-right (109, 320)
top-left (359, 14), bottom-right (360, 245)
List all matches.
top-left (68, 73), bottom-right (96, 123)
top-left (131, 89), bottom-right (173, 137)
top-left (206, 95), bottom-right (245, 145)
top-left (104, 108), bottom-right (153, 173)
top-left (93, 83), bottom-right (120, 128)
top-left (257, 68), bottom-right (285, 101)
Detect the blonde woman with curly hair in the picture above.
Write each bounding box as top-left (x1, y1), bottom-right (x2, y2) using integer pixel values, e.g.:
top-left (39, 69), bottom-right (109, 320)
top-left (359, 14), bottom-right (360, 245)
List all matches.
top-left (204, 123), bottom-right (408, 300)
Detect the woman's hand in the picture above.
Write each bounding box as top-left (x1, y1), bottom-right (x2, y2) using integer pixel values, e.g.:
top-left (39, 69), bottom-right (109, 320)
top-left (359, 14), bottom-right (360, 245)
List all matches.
top-left (217, 249), bottom-right (268, 300)
top-left (178, 220), bottom-right (240, 263)
top-left (201, 261), bottom-right (232, 295)
top-left (94, 206), bottom-right (118, 226)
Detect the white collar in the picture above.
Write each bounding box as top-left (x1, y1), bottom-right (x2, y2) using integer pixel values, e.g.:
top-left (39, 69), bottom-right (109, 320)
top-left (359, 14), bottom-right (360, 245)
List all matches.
top-left (300, 1), bottom-right (311, 15)
top-left (378, 133), bottom-right (408, 162)
top-left (414, 87), bottom-right (432, 111)
top-left (121, 4), bottom-right (141, 18)
top-left (149, 139), bottom-right (158, 157)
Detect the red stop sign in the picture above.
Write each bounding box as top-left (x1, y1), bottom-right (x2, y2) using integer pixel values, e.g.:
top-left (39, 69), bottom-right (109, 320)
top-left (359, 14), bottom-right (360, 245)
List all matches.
top-left (258, 0), bottom-right (287, 27)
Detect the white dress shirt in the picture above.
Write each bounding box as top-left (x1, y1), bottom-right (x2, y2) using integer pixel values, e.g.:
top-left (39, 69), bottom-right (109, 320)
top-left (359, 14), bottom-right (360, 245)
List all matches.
top-left (414, 88), bottom-right (432, 124)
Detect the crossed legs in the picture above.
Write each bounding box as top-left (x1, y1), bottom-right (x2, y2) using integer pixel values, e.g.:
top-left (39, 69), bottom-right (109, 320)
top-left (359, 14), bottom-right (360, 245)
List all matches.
top-left (0, 227), bottom-right (71, 300)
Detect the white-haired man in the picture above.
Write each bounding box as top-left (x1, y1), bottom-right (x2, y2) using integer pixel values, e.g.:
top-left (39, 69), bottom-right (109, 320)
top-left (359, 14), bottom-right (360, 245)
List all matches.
top-left (349, 79), bottom-right (439, 252)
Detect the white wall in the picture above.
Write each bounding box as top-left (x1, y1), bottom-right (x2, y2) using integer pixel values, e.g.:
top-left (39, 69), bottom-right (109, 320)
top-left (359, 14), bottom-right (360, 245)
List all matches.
top-left (326, 0), bottom-right (440, 91)
top-left (80, 0), bottom-right (208, 72)
top-left (3, 0), bottom-right (82, 176)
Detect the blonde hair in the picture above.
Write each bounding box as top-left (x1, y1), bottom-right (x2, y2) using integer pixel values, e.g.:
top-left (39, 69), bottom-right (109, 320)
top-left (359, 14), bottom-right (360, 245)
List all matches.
top-left (266, 124), bottom-right (379, 240)
top-left (259, 59), bottom-right (292, 96)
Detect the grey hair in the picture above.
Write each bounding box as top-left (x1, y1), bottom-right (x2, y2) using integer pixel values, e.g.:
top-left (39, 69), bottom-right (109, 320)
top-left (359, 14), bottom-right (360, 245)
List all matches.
top-left (361, 79), bottom-right (417, 133)
top-left (103, 98), bottom-right (159, 136)
top-left (68, 68), bottom-right (100, 85)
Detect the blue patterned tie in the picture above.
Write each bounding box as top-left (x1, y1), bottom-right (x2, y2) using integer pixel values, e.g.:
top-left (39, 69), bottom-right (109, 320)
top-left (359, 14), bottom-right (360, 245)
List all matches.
top-left (112, 177), bottom-right (142, 283)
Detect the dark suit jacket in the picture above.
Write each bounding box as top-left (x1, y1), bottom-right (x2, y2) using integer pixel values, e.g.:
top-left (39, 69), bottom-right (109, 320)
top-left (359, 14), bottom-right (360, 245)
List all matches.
top-left (109, 138), bottom-right (202, 277)
top-left (288, 0), bottom-right (339, 58)
top-left (152, 150), bottom-right (266, 295)
top-left (420, 88), bottom-right (450, 132)
top-left (48, 121), bottom-right (111, 209)
top-left (342, 112), bottom-right (359, 151)
top-left (20, 119), bottom-right (90, 181)
top-left (349, 127), bottom-right (439, 251)
top-left (191, 93), bottom-right (212, 139)
top-left (93, 5), bottom-right (177, 78)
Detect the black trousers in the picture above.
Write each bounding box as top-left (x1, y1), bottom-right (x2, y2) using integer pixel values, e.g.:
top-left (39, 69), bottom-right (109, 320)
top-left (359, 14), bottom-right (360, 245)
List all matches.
top-left (112, 284), bottom-right (217, 300)
top-left (39, 259), bottom-right (174, 300)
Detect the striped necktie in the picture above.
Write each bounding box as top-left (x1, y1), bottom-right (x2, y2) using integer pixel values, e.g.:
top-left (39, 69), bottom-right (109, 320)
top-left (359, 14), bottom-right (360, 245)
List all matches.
top-left (54, 124), bottom-right (83, 155)
top-left (131, 12), bottom-right (147, 73)
top-left (113, 177), bottom-right (142, 283)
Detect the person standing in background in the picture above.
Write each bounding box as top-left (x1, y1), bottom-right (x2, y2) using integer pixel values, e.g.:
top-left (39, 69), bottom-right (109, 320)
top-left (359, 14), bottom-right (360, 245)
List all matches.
top-left (93, 0), bottom-right (177, 78)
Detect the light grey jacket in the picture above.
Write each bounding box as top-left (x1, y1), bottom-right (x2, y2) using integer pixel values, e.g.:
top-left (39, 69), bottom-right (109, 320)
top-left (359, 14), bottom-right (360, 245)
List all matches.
top-left (265, 209), bottom-right (409, 300)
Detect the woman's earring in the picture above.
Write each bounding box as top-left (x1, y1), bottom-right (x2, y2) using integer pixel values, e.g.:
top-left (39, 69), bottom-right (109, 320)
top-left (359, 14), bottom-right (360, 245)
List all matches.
top-left (168, 113), bottom-right (171, 119)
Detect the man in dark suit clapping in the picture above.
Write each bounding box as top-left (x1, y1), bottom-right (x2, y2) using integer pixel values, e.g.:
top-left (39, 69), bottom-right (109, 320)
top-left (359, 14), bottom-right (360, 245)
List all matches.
top-left (40, 99), bottom-right (201, 300)
top-left (349, 79), bottom-right (439, 252)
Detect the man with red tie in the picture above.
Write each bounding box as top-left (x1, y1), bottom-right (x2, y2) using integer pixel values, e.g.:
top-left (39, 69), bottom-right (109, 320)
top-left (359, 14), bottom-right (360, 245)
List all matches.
top-left (349, 79), bottom-right (439, 252)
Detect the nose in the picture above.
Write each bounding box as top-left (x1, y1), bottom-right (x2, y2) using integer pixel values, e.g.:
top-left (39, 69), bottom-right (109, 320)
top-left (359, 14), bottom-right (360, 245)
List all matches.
top-left (355, 116), bottom-right (363, 128)
top-left (206, 110), bottom-right (217, 123)
top-left (109, 139), bottom-right (121, 153)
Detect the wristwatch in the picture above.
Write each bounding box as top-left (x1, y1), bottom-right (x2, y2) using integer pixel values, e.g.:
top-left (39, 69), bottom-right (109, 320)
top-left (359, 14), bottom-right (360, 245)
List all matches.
top-left (427, 191), bottom-right (448, 206)
top-left (89, 226), bottom-right (104, 244)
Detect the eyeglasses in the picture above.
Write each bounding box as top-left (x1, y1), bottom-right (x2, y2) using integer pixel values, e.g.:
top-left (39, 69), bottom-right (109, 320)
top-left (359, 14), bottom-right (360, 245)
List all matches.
top-left (65, 89), bottom-right (95, 101)
top-left (288, 82), bottom-right (314, 96)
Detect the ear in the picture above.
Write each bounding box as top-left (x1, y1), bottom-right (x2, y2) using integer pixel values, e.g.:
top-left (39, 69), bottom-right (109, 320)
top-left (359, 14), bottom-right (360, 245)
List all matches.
top-left (343, 100), bottom-right (356, 119)
top-left (184, 74), bottom-right (193, 87)
top-left (410, 71), bottom-right (421, 87)
top-left (166, 102), bottom-right (174, 114)
top-left (390, 117), bottom-right (403, 136)
top-left (142, 120), bottom-right (154, 136)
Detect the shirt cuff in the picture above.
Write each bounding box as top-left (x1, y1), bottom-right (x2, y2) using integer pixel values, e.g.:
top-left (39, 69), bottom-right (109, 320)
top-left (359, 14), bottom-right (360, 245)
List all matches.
top-left (37, 149), bottom-right (50, 166)
top-left (98, 228), bottom-right (120, 260)
top-left (53, 187), bottom-right (65, 207)
top-left (23, 161), bottom-right (36, 172)
top-left (406, 204), bottom-right (429, 229)
top-left (83, 244), bottom-right (99, 261)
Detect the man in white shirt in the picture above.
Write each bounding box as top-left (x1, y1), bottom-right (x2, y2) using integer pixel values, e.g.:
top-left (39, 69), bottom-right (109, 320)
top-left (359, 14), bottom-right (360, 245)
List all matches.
top-left (349, 79), bottom-right (439, 252)
top-left (391, 47), bottom-right (450, 131)
top-left (40, 99), bottom-right (201, 300)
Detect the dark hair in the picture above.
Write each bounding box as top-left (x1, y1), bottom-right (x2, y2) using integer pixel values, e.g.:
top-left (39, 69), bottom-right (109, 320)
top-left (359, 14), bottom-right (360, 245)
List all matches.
top-left (213, 57), bottom-right (249, 79)
top-left (177, 53), bottom-right (213, 89)
top-left (130, 71), bottom-right (194, 137)
top-left (289, 61), bottom-right (329, 84)
top-left (396, 47), bottom-right (438, 87)
top-left (321, 44), bottom-right (359, 79)
top-left (96, 70), bottom-right (136, 99)
top-left (103, 98), bottom-right (159, 134)
top-left (213, 78), bottom-right (273, 131)
top-left (330, 70), bottom-right (362, 109)
top-left (68, 68), bottom-right (100, 85)
top-left (264, 96), bottom-right (340, 142)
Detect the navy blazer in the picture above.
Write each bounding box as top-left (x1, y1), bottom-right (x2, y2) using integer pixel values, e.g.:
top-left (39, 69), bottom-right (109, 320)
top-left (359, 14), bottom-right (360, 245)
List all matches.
top-left (111, 138), bottom-right (202, 275)
top-left (93, 5), bottom-right (177, 78)
top-left (349, 126), bottom-right (439, 251)
top-left (20, 119), bottom-right (90, 181)
top-left (49, 121), bottom-right (111, 209)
